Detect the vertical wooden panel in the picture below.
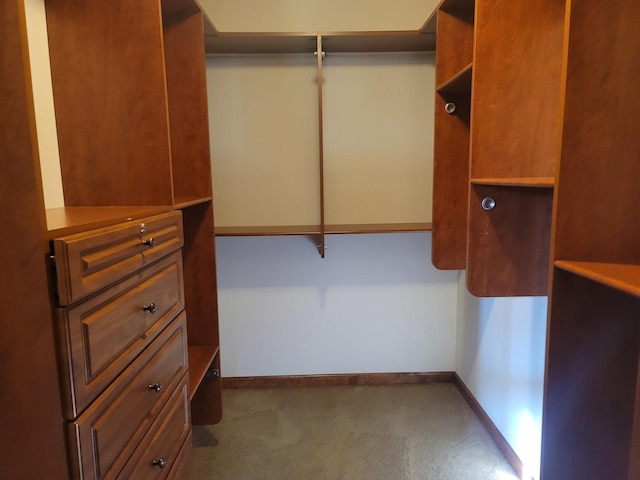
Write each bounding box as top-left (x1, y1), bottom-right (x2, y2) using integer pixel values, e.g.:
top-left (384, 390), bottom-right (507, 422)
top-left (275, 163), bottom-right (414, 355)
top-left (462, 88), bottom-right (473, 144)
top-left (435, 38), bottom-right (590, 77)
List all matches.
top-left (542, 270), bottom-right (639, 480)
top-left (0, 1), bottom-right (68, 477)
top-left (191, 354), bottom-right (223, 425)
top-left (470, 0), bottom-right (564, 179)
top-left (552, 0), bottom-right (640, 263)
top-left (181, 202), bottom-right (219, 347)
top-left (163, 9), bottom-right (213, 205)
top-left (435, 3), bottom-right (474, 85)
top-left (45, 0), bottom-right (173, 206)
top-left (467, 185), bottom-right (552, 296)
top-left (432, 94), bottom-right (469, 269)
top-left (317, 35), bottom-right (326, 257)
top-left (431, 1), bottom-right (473, 270)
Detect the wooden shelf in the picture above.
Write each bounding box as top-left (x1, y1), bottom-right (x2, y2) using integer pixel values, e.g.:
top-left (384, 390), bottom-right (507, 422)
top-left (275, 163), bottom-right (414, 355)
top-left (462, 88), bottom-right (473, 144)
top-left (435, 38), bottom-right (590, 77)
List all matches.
top-left (325, 223), bottom-right (432, 234)
top-left (470, 177), bottom-right (555, 188)
top-left (436, 62), bottom-right (472, 100)
top-left (321, 31), bottom-right (435, 52)
top-left (45, 206), bottom-right (173, 239)
top-left (174, 197), bottom-right (212, 210)
top-left (215, 225), bottom-right (321, 236)
top-left (555, 261), bottom-right (640, 298)
top-left (205, 32), bottom-right (317, 54)
top-left (188, 345), bottom-right (219, 400)
top-left (215, 223), bottom-right (431, 237)
top-left (205, 30), bottom-right (436, 55)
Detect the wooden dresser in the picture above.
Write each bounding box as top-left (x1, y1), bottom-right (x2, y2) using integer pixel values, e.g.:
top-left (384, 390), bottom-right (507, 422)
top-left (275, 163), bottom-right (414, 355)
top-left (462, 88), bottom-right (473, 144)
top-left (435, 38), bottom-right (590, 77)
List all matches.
top-left (4, 0), bottom-right (221, 477)
top-left (51, 211), bottom-right (192, 479)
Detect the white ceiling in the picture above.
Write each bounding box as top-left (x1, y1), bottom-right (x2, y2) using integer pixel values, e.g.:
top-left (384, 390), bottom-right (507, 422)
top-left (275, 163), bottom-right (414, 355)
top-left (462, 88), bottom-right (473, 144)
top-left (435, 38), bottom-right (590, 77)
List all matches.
top-left (198, 0), bottom-right (439, 33)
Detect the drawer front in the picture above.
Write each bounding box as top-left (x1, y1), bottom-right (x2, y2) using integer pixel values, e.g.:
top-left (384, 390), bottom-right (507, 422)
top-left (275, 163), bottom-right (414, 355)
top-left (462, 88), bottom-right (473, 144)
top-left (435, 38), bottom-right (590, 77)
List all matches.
top-left (58, 252), bottom-right (185, 418)
top-left (166, 432), bottom-right (193, 480)
top-left (120, 380), bottom-right (191, 480)
top-left (53, 211), bottom-right (183, 305)
top-left (68, 315), bottom-right (188, 480)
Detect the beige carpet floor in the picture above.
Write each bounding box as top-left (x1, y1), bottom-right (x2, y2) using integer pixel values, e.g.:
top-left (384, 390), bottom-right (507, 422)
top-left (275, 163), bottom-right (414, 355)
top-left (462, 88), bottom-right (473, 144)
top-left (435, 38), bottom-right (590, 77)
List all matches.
top-left (192, 383), bottom-right (520, 480)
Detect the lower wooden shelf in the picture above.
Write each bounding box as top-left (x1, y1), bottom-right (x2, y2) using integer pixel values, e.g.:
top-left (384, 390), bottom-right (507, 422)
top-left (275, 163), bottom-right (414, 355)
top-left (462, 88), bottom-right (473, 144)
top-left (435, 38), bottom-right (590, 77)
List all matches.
top-left (325, 222), bottom-right (432, 234)
top-left (215, 223), bottom-right (432, 236)
top-left (215, 225), bottom-right (320, 236)
top-left (554, 260), bottom-right (640, 298)
top-left (188, 344), bottom-right (219, 400)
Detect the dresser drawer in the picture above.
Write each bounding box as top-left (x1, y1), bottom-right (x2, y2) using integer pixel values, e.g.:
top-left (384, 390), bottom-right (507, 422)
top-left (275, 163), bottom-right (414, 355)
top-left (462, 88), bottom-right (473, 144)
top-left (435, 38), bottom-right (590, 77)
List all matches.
top-left (53, 211), bottom-right (183, 305)
top-left (67, 314), bottom-right (188, 480)
top-left (57, 251), bottom-right (185, 418)
top-left (166, 431), bottom-right (193, 480)
top-left (120, 381), bottom-right (191, 480)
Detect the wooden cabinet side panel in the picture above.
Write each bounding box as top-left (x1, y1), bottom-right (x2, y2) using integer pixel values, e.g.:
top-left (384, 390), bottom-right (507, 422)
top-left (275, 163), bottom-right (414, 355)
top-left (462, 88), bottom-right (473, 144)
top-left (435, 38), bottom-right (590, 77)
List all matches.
top-left (432, 94), bottom-right (469, 270)
top-left (45, 0), bottom-right (173, 207)
top-left (467, 185), bottom-right (552, 296)
top-left (541, 270), bottom-right (639, 480)
top-left (163, 11), bottom-right (213, 205)
top-left (470, 0), bottom-right (564, 179)
top-left (181, 202), bottom-right (220, 346)
top-left (191, 353), bottom-right (223, 425)
top-left (0, 2), bottom-right (69, 478)
top-left (552, 0), bottom-right (640, 263)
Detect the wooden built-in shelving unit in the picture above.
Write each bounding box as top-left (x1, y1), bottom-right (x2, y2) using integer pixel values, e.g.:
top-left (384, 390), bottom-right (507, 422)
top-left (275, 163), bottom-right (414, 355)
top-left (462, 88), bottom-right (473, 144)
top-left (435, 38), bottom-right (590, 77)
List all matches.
top-left (432, 0), bottom-right (640, 476)
top-left (541, 0), bottom-right (640, 477)
top-left (431, 0), bottom-right (474, 271)
top-left (44, 0), bottom-right (222, 427)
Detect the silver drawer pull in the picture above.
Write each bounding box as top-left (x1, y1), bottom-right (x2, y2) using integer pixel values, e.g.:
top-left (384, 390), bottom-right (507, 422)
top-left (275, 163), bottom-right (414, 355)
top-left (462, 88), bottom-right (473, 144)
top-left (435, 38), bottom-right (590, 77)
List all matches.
top-left (142, 303), bottom-right (156, 314)
top-left (148, 382), bottom-right (162, 393)
top-left (152, 458), bottom-right (167, 469)
top-left (142, 237), bottom-right (156, 248)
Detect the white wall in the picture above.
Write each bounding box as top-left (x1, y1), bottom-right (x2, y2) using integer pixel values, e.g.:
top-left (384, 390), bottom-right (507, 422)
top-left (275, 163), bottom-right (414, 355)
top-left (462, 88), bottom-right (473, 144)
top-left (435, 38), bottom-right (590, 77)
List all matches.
top-left (215, 233), bottom-right (458, 376)
top-left (23, 0), bottom-right (65, 209)
top-left (456, 272), bottom-right (547, 480)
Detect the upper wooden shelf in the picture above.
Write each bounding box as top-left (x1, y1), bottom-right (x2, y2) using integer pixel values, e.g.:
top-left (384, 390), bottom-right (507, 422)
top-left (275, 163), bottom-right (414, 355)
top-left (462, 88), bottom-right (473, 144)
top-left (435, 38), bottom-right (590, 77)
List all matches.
top-left (204, 30), bottom-right (436, 54)
top-left (471, 177), bottom-right (555, 188)
top-left (45, 206), bottom-right (173, 239)
top-left (555, 260), bottom-right (640, 298)
top-left (215, 223), bottom-right (432, 237)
